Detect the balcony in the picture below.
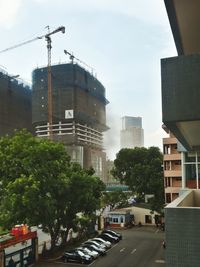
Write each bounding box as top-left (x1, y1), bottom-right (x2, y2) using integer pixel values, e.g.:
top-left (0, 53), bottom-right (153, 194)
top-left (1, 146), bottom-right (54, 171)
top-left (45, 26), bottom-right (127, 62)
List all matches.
top-left (163, 137), bottom-right (177, 145)
top-left (165, 187), bottom-right (181, 194)
top-left (163, 153), bottom-right (181, 161)
top-left (164, 170), bottom-right (181, 177)
top-left (161, 53), bottom-right (200, 151)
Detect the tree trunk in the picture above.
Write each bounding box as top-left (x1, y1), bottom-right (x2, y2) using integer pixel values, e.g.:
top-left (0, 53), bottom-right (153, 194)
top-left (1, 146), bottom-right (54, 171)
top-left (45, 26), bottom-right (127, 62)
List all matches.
top-left (49, 223), bottom-right (61, 250)
top-left (60, 227), bottom-right (70, 246)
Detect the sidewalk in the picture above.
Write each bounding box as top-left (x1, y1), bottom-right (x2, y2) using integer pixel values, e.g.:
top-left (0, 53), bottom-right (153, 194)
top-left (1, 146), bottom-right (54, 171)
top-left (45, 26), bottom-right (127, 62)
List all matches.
top-left (34, 260), bottom-right (64, 266)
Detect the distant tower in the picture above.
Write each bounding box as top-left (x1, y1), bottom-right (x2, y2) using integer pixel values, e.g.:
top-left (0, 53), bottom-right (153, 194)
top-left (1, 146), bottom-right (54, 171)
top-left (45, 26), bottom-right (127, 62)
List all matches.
top-left (120, 116), bottom-right (144, 149)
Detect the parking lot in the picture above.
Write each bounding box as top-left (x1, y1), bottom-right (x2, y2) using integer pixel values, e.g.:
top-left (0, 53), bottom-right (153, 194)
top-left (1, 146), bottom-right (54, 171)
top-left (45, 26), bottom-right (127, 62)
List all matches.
top-left (35, 226), bottom-right (165, 267)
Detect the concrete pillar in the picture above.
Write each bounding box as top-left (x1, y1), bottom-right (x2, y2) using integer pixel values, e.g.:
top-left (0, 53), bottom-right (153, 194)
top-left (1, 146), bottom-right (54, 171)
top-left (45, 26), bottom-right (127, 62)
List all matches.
top-left (195, 152), bottom-right (199, 189)
top-left (32, 237), bottom-right (39, 263)
top-left (181, 152), bottom-right (186, 188)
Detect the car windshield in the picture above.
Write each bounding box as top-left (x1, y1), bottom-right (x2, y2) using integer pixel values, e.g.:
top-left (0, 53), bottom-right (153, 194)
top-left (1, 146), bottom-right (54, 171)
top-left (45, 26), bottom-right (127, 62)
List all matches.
top-left (90, 244), bottom-right (100, 250)
top-left (85, 247), bottom-right (93, 252)
top-left (77, 250), bottom-right (84, 256)
top-left (87, 241), bottom-right (100, 246)
top-left (107, 230), bottom-right (119, 236)
top-left (95, 238), bottom-right (106, 243)
top-left (104, 233), bottom-right (116, 238)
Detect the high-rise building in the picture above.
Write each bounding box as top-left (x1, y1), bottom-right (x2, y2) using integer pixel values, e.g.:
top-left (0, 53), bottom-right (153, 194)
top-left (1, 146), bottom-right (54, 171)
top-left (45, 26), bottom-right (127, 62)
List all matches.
top-left (32, 63), bottom-right (109, 181)
top-left (0, 67), bottom-right (32, 136)
top-left (120, 116), bottom-right (144, 149)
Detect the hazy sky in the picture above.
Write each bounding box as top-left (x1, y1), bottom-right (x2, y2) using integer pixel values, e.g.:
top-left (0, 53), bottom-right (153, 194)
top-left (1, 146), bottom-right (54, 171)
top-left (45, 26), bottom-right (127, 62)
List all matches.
top-left (0, 0), bottom-right (177, 159)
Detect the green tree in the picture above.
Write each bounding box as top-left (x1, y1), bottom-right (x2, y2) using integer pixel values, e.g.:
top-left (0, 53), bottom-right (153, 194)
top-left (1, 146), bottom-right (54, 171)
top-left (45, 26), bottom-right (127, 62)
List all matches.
top-left (0, 130), bottom-right (105, 249)
top-left (112, 147), bottom-right (164, 213)
top-left (101, 190), bottom-right (131, 209)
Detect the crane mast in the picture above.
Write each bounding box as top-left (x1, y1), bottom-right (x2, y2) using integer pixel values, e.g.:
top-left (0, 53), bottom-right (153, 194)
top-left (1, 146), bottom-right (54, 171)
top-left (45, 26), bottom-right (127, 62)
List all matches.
top-left (46, 35), bottom-right (53, 138)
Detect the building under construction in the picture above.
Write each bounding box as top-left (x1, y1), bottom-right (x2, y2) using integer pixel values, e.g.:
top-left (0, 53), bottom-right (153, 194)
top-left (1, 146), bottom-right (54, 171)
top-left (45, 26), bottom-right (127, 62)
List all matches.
top-left (32, 63), bottom-right (109, 181)
top-left (0, 67), bottom-right (32, 136)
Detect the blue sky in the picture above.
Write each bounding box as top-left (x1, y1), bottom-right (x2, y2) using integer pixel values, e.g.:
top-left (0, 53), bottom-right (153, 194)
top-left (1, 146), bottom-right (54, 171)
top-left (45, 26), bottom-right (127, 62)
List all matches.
top-left (0, 0), bottom-right (177, 159)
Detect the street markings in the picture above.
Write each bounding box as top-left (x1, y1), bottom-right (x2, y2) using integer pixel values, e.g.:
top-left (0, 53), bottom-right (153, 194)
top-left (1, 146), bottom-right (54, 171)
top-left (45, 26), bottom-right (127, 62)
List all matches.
top-left (109, 242), bottom-right (118, 251)
top-left (155, 259), bottom-right (165, 264)
top-left (131, 249), bottom-right (137, 254)
top-left (120, 247), bottom-right (125, 252)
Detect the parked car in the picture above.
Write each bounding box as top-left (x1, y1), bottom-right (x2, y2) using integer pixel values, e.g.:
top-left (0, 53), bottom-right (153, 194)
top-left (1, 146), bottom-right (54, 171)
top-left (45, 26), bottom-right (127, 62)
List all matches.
top-left (84, 240), bottom-right (107, 250)
top-left (76, 247), bottom-right (99, 259)
top-left (61, 250), bottom-right (93, 264)
top-left (82, 243), bottom-right (107, 256)
top-left (99, 232), bottom-right (119, 243)
top-left (92, 237), bottom-right (112, 248)
top-left (102, 229), bottom-right (122, 240)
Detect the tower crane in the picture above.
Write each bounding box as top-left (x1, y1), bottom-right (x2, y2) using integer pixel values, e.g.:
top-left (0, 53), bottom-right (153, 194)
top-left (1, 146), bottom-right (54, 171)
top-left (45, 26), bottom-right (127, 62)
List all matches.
top-left (0, 25), bottom-right (65, 139)
top-left (64, 49), bottom-right (95, 75)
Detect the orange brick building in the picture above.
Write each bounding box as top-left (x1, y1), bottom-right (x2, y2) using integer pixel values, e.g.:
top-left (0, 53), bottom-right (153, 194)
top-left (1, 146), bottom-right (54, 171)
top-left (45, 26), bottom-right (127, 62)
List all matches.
top-left (163, 125), bottom-right (182, 203)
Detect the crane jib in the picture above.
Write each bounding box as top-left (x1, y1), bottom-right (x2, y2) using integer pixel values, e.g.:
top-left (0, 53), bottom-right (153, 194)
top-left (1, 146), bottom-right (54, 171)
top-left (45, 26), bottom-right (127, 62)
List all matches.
top-left (0, 26), bottom-right (65, 54)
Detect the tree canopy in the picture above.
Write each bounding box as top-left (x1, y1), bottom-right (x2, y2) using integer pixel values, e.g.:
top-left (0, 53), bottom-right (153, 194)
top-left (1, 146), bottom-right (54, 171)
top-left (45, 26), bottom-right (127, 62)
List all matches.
top-left (101, 190), bottom-right (132, 210)
top-left (112, 147), bottom-right (164, 213)
top-left (0, 130), bottom-right (105, 248)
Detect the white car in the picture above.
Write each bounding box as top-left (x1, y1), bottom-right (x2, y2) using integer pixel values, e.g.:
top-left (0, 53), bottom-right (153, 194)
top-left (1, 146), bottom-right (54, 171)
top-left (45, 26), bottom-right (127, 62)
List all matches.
top-left (84, 240), bottom-right (107, 250)
top-left (77, 247), bottom-right (99, 259)
top-left (92, 237), bottom-right (112, 248)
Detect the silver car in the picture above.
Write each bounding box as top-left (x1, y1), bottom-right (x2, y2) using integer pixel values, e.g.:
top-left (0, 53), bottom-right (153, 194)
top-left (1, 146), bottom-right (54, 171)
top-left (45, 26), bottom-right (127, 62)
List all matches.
top-left (77, 247), bottom-right (99, 259)
top-left (84, 240), bottom-right (107, 250)
top-left (92, 237), bottom-right (112, 248)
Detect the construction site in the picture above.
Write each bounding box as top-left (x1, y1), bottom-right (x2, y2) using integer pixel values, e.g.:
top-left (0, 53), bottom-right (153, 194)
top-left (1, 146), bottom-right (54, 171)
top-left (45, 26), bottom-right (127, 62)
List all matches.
top-left (0, 26), bottom-right (109, 181)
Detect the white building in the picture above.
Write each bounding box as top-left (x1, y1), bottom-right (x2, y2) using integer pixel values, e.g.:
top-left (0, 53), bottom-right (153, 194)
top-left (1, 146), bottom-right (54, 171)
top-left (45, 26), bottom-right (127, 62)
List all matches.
top-left (120, 116), bottom-right (144, 149)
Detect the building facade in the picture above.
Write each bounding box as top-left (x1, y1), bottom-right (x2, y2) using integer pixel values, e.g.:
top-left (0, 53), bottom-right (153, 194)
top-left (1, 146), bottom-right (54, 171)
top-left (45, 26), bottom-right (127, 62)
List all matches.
top-left (163, 125), bottom-right (182, 203)
top-left (162, 0), bottom-right (200, 266)
top-left (32, 63), bottom-right (109, 181)
top-left (165, 189), bottom-right (200, 267)
top-left (120, 116), bottom-right (144, 149)
top-left (163, 124), bottom-right (200, 204)
top-left (0, 67), bottom-right (32, 136)
top-left (179, 150), bottom-right (200, 190)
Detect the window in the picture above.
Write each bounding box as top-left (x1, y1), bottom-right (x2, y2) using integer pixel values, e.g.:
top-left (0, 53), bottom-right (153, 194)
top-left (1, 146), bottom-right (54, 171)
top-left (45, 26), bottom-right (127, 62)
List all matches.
top-left (166, 193), bottom-right (171, 203)
top-left (145, 215), bottom-right (152, 224)
top-left (186, 164), bottom-right (196, 180)
top-left (113, 218), bottom-right (119, 223)
top-left (164, 145), bottom-right (170, 154)
top-left (165, 177), bottom-right (171, 187)
top-left (185, 153), bottom-right (196, 163)
top-left (164, 161), bottom-right (170, 170)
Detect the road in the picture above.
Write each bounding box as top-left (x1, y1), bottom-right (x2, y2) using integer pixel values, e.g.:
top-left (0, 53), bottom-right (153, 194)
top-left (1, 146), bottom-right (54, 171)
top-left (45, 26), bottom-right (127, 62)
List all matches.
top-left (35, 226), bottom-right (165, 267)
